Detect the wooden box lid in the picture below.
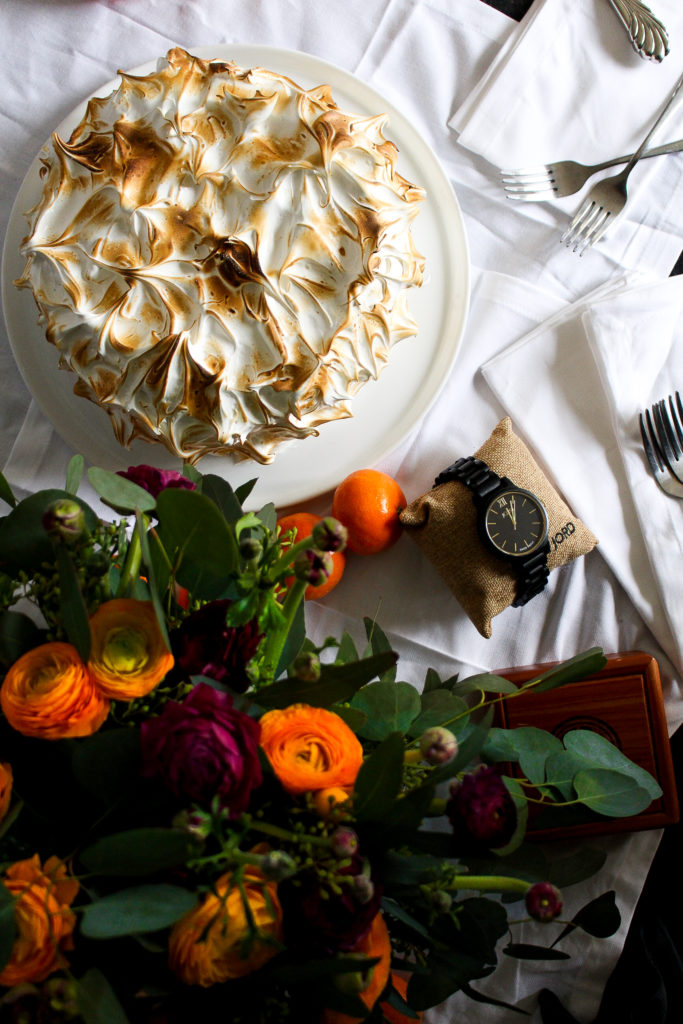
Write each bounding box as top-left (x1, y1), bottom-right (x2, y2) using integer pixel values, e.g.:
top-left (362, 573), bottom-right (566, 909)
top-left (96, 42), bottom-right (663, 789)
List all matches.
top-left (492, 651), bottom-right (679, 840)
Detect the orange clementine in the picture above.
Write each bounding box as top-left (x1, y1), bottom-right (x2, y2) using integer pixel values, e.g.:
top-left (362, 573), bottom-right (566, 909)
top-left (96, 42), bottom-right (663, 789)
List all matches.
top-left (380, 973), bottom-right (422, 1023)
top-left (321, 912), bottom-right (392, 1024)
top-left (332, 469), bottom-right (406, 555)
top-left (277, 512), bottom-right (345, 599)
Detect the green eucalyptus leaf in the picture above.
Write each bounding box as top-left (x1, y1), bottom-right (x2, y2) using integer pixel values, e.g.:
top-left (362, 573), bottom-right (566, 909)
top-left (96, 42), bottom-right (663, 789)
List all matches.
top-left (460, 981), bottom-right (530, 1016)
top-left (259, 651), bottom-right (398, 709)
top-left (383, 782), bottom-right (436, 829)
top-left (56, 545), bottom-right (91, 661)
top-left (336, 630), bottom-right (359, 664)
top-left (504, 944), bottom-right (570, 961)
top-left (80, 828), bottom-right (199, 876)
top-left (514, 727), bottom-right (564, 786)
top-left (135, 511), bottom-right (170, 650)
top-left (0, 489), bottom-right (97, 571)
top-left (0, 610), bottom-right (45, 669)
top-left (554, 890), bottom-right (621, 945)
top-left (201, 473), bottom-right (243, 523)
top-left (452, 673), bottom-right (518, 697)
top-left (350, 680), bottom-right (421, 740)
top-left (65, 454), bottom-right (84, 495)
top-left (71, 728), bottom-right (141, 803)
top-left (573, 769), bottom-right (653, 817)
top-left (181, 464), bottom-right (204, 487)
top-left (87, 467), bottom-right (157, 514)
top-left (423, 667), bottom-right (443, 693)
top-left (494, 777), bottom-right (528, 856)
top-left (544, 750), bottom-right (587, 799)
top-left (546, 847), bottom-right (607, 889)
top-left (353, 732), bottom-right (404, 821)
top-left (563, 730), bottom-right (662, 799)
top-left (80, 884), bottom-right (197, 938)
top-left (235, 478), bottom-right (257, 505)
top-left (481, 727), bottom-right (521, 765)
top-left (0, 471), bottom-right (17, 509)
top-left (531, 647), bottom-right (607, 693)
top-left (382, 896), bottom-right (433, 941)
top-left (76, 968), bottom-right (131, 1024)
top-left (363, 617), bottom-right (396, 682)
top-left (329, 705), bottom-right (368, 731)
top-left (0, 886), bottom-right (17, 973)
top-left (407, 689), bottom-right (468, 737)
top-left (407, 949), bottom-right (491, 1010)
top-left (155, 488), bottom-right (239, 598)
top-left (257, 502), bottom-right (277, 535)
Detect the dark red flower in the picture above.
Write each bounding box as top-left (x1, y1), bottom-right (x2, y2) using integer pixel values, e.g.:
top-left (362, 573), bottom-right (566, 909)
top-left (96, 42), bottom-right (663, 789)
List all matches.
top-left (447, 765), bottom-right (517, 853)
top-left (140, 682), bottom-right (262, 812)
top-left (525, 882), bottom-right (563, 922)
top-left (280, 855), bottom-right (382, 953)
top-left (117, 465), bottom-right (196, 499)
top-left (171, 600), bottom-right (262, 693)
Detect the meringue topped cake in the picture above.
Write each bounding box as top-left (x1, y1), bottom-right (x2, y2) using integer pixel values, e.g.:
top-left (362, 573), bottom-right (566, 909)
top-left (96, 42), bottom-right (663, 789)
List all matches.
top-left (17, 48), bottom-right (425, 464)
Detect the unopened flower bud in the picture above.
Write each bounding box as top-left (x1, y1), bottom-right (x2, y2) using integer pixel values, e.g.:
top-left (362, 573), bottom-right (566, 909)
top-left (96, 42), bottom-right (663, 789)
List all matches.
top-left (330, 826), bottom-right (359, 859)
top-left (332, 954), bottom-right (375, 995)
top-left (419, 726), bottom-right (458, 766)
top-left (352, 874), bottom-right (375, 905)
top-left (260, 850), bottom-right (298, 881)
top-left (172, 808), bottom-right (212, 841)
top-left (293, 548), bottom-right (333, 587)
top-left (312, 516), bottom-right (348, 553)
top-left (447, 765), bottom-right (517, 853)
top-left (292, 650), bottom-right (321, 682)
top-left (239, 535), bottom-right (262, 562)
top-left (430, 888), bottom-right (453, 913)
top-left (525, 882), bottom-right (563, 923)
top-left (42, 499), bottom-right (86, 543)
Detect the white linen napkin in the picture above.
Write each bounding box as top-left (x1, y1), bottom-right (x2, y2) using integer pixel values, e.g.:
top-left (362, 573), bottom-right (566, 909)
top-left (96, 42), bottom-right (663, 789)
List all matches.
top-left (482, 274), bottom-right (683, 711)
top-left (449, 0), bottom-right (683, 276)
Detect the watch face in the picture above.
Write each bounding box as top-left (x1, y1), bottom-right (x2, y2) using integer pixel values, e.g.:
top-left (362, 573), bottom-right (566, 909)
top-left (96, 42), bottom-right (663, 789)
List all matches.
top-left (484, 488), bottom-right (548, 557)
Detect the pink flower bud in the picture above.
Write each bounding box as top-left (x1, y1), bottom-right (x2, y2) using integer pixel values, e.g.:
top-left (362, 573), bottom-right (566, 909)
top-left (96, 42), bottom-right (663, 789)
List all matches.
top-left (419, 726), bottom-right (458, 765)
top-left (352, 874), bottom-right (375, 905)
top-left (42, 499), bottom-right (86, 543)
top-left (330, 826), bottom-right (359, 859)
top-left (293, 548), bottom-right (333, 586)
top-left (312, 516), bottom-right (348, 553)
top-left (525, 882), bottom-right (563, 922)
top-left (292, 650), bottom-right (321, 682)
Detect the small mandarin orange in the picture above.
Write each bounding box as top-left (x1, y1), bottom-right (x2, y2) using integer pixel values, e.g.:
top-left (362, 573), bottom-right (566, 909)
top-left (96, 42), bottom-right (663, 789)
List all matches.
top-left (332, 469), bottom-right (406, 555)
top-left (276, 512), bottom-right (345, 599)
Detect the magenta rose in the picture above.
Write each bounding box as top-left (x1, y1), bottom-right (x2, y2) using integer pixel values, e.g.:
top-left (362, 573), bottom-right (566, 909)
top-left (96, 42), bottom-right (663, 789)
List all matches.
top-left (170, 600), bottom-right (262, 693)
top-left (117, 465), bottom-right (196, 499)
top-left (140, 682), bottom-right (262, 812)
top-left (447, 764), bottom-right (517, 853)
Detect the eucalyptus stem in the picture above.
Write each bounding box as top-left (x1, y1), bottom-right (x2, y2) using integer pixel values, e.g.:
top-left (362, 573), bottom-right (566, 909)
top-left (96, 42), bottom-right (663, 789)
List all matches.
top-left (259, 580), bottom-right (306, 681)
top-left (246, 818), bottom-right (330, 848)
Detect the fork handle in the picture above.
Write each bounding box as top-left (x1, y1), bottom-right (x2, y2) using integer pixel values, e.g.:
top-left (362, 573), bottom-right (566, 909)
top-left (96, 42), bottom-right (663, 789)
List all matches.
top-left (622, 72), bottom-right (683, 176)
top-left (589, 137), bottom-right (683, 174)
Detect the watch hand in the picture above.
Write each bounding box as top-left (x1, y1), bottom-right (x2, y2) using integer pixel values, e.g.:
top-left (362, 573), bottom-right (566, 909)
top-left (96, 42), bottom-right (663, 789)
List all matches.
top-left (509, 496), bottom-right (517, 530)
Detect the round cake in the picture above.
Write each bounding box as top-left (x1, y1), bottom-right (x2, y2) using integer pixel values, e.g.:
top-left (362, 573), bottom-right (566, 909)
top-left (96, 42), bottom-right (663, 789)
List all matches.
top-left (17, 48), bottom-right (425, 464)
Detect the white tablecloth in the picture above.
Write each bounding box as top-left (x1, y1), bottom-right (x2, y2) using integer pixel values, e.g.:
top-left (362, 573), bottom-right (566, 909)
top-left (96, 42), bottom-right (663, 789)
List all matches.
top-left (1, 1), bottom-right (682, 1021)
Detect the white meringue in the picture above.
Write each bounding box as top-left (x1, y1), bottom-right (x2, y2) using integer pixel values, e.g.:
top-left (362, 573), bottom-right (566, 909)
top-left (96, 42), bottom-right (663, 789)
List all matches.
top-left (18, 48), bottom-right (425, 464)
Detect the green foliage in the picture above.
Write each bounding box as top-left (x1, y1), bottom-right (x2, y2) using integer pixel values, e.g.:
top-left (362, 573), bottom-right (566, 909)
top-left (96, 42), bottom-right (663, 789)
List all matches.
top-left (0, 489), bottom-right (97, 571)
top-left (76, 969), bottom-right (131, 1024)
top-left (81, 884), bottom-right (197, 938)
top-left (0, 887), bottom-right (17, 973)
top-left (80, 828), bottom-right (201, 876)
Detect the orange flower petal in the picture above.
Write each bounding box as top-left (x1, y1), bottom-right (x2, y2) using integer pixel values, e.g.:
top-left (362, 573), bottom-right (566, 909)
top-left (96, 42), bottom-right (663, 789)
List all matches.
top-left (88, 598), bottom-right (174, 700)
top-left (0, 762), bottom-right (13, 824)
top-left (0, 642), bottom-right (109, 739)
top-left (259, 704), bottom-right (363, 796)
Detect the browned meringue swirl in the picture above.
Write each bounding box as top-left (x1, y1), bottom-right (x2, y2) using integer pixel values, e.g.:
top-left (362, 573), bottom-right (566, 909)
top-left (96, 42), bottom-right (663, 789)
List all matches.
top-left (18, 47), bottom-right (425, 464)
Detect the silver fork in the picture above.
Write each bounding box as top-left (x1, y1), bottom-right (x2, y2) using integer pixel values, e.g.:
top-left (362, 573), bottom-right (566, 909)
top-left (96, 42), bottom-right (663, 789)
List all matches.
top-left (652, 391), bottom-right (683, 483)
top-left (639, 397), bottom-right (683, 498)
top-left (501, 139), bottom-right (683, 201)
top-left (561, 71), bottom-right (683, 254)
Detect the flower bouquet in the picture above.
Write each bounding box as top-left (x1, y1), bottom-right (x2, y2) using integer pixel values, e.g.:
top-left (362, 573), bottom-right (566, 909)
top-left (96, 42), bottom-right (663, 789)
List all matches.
top-left (0, 458), bottom-right (661, 1023)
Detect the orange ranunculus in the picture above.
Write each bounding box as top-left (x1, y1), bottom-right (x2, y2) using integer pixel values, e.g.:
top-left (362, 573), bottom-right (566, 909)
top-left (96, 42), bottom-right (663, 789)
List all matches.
top-left (88, 599), bottom-right (174, 700)
top-left (322, 912), bottom-right (392, 1024)
top-left (259, 704), bottom-right (363, 796)
top-left (0, 855), bottom-right (79, 987)
top-left (0, 643), bottom-right (110, 739)
top-left (0, 762), bottom-right (12, 823)
top-left (169, 863), bottom-right (283, 987)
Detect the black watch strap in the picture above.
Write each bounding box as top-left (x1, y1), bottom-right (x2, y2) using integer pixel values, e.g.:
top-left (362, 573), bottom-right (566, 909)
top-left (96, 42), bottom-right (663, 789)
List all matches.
top-left (434, 456), bottom-right (550, 608)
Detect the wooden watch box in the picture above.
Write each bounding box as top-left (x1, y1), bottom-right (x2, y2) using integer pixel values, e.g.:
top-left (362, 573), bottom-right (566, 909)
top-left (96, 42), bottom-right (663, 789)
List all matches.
top-left (492, 651), bottom-right (679, 840)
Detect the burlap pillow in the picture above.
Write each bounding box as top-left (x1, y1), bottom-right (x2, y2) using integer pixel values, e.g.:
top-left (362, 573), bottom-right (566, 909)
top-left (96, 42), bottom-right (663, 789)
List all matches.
top-left (399, 418), bottom-right (598, 638)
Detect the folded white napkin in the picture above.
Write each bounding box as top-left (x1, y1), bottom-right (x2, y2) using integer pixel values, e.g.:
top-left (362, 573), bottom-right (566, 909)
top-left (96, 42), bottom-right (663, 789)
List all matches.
top-left (449, 0), bottom-right (683, 274)
top-left (482, 274), bottom-right (683, 714)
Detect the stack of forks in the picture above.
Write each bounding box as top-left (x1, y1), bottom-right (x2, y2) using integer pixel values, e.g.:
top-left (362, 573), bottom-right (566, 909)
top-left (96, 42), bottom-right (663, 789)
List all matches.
top-left (639, 392), bottom-right (683, 498)
top-left (499, 71), bottom-right (683, 253)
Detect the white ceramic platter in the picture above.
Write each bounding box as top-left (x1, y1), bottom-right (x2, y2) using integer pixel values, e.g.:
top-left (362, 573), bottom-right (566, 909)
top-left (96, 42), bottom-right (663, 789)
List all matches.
top-left (2, 45), bottom-right (469, 509)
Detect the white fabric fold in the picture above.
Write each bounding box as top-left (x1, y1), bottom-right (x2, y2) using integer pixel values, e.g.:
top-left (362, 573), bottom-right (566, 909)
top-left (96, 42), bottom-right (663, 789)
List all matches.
top-left (482, 274), bottom-right (683, 710)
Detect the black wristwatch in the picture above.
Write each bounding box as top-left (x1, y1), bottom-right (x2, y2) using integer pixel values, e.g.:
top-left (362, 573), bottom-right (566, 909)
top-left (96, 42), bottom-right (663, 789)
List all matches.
top-left (434, 456), bottom-right (550, 607)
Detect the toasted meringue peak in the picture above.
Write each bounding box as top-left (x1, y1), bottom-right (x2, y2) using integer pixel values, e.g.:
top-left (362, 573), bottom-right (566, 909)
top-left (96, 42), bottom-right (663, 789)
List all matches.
top-left (18, 47), bottom-right (425, 464)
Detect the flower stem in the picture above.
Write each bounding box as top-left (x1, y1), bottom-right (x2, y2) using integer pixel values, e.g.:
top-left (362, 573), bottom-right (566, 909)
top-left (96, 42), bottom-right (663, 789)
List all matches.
top-left (446, 875), bottom-right (530, 895)
top-left (259, 580), bottom-right (306, 681)
top-left (115, 521), bottom-right (143, 598)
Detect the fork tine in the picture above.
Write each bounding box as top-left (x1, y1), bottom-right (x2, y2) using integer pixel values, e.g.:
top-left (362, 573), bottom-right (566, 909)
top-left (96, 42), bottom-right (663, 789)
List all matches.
top-left (652, 400), bottom-right (683, 482)
top-left (640, 412), bottom-right (662, 476)
top-left (668, 392), bottom-right (683, 451)
top-left (499, 166), bottom-right (552, 178)
top-left (504, 185), bottom-right (557, 200)
top-left (560, 199), bottom-right (594, 246)
top-left (575, 208), bottom-right (612, 254)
